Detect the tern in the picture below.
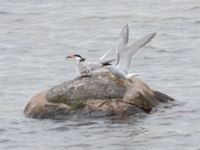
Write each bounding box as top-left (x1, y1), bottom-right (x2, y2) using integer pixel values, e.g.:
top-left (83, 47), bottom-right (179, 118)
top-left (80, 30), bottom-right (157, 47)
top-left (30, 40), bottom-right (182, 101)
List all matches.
top-left (104, 24), bottom-right (156, 80)
top-left (66, 50), bottom-right (114, 76)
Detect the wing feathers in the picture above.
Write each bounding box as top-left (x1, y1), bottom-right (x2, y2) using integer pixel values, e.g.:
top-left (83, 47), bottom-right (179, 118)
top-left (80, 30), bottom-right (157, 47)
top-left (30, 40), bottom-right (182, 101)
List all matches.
top-left (128, 32), bottom-right (156, 55)
top-left (118, 32), bottom-right (156, 73)
top-left (115, 24), bottom-right (129, 66)
top-left (99, 49), bottom-right (112, 62)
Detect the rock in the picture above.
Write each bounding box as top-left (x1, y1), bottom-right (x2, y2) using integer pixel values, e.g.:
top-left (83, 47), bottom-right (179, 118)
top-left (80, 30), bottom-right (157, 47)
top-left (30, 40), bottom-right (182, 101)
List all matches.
top-left (24, 72), bottom-right (174, 119)
top-left (46, 72), bottom-right (126, 103)
top-left (24, 91), bottom-right (71, 119)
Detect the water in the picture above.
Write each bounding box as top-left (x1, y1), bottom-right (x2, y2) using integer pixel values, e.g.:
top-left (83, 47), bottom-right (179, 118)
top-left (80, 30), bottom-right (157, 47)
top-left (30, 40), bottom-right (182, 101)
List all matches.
top-left (0, 0), bottom-right (200, 149)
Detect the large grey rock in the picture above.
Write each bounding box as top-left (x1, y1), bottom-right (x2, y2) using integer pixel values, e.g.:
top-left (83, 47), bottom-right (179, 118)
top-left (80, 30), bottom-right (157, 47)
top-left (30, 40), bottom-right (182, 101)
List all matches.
top-left (46, 72), bottom-right (126, 104)
top-left (24, 72), bottom-right (174, 119)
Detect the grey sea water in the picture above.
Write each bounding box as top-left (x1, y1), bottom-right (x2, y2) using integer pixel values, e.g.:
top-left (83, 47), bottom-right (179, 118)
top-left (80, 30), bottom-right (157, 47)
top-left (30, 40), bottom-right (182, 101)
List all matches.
top-left (0, 0), bottom-right (200, 149)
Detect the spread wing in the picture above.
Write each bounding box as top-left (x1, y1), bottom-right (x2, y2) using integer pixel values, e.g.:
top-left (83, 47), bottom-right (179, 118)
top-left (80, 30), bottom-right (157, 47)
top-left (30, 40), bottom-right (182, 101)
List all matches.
top-left (99, 49), bottom-right (115, 67)
top-left (117, 32), bottom-right (156, 73)
top-left (88, 49), bottom-right (115, 71)
top-left (105, 66), bottom-right (127, 80)
top-left (99, 49), bottom-right (112, 62)
top-left (88, 59), bottom-right (115, 71)
top-left (128, 32), bottom-right (156, 55)
top-left (115, 24), bottom-right (129, 66)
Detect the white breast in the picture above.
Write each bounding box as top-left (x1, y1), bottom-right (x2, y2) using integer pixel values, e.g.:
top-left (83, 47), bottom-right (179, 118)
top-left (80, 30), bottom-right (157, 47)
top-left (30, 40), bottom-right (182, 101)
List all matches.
top-left (78, 61), bottom-right (91, 75)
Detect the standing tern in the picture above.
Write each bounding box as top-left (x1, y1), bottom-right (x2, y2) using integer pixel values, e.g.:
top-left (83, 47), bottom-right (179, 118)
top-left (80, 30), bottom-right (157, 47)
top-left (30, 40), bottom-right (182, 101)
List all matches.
top-left (66, 50), bottom-right (114, 76)
top-left (104, 24), bottom-right (156, 80)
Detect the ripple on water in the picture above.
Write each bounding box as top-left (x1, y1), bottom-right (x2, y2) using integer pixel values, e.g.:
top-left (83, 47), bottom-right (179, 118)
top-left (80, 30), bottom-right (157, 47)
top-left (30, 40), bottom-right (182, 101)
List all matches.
top-left (188, 6), bottom-right (200, 10)
top-left (64, 144), bottom-right (91, 149)
top-left (21, 131), bottom-right (37, 135)
top-left (194, 20), bottom-right (200, 24)
top-left (48, 126), bottom-right (69, 132)
top-left (0, 11), bottom-right (10, 15)
top-left (162, 17), bottom-right (191, 21)
top-left (0, 128), bottom-right (6, 133)
top-left (0, 139), bottom-right (11, 143)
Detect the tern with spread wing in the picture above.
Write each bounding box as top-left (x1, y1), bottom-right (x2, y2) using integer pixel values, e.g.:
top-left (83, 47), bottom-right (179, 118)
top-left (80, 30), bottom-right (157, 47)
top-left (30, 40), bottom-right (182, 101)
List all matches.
top-left (104, 24), bottom-right (156, 80)
top-left (66, 50), bottom-right (114, 75)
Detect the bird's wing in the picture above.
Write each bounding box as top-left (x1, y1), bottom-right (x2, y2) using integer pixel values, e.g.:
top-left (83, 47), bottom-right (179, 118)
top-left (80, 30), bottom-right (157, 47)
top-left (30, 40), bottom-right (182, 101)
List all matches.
top-left (105, 66), bottom-right (127, 80)
top-left (88, 58), bottom-right (115, 71)
top-left (115, 24), bottom-right (129, 66)
top-left (119, 24), bottom-right (129, 44)
top-left (128, 32), bottom-right (156, 55)
top-left (88, 63), bottom-right (100, 71)
top-left (86, 49), bottom-right (113, 72)
top-left (99, 49), bottom-right (112, 62)
top-left (117, 32), bottom-right (156, 73)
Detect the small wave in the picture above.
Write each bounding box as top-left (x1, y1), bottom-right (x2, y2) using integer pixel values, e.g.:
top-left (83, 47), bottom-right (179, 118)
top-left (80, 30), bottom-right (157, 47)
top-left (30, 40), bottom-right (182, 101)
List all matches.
top-left (189, 36), bottom-right (200, 39)
top-left (143, 56), bottom-right (153, 60)
top-left (48, 126), bottom-right (69, 131)
top-left (157, 49), bottom-right (168, 53)
top-left (82, 15), bottom-right (131, 20)
top-left (21, 131), bottom-right (36, 134)
top-left (146, 45), bottom-right (162, 51)
top-left (194, 20), bottom-right (200, 24)
top-left (13, 18), bottom-right (25, 23)
top-left (188, 6), bottom-right (200, 10)
top-left (0, 128), bottom-right (6, 133)
top-left (163, 17), bottom-right (190, 21)
top-left (26, 12), bottom-right (46, 15)
top-left (0, 139), bottom-right (10, 143)
top-left (0, 11), bottom-right (10, 15)
top-left (64, 144), bottom-right (90, 149)
top-left (64, 120), bottom-right (98, 127)
top-left (84, 16), bottom-right (108, 20)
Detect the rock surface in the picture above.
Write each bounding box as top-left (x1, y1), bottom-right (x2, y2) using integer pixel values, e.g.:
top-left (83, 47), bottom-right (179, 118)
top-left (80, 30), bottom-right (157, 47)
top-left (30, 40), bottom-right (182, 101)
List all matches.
top-left (24, 72), bottom-right (174, 119)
